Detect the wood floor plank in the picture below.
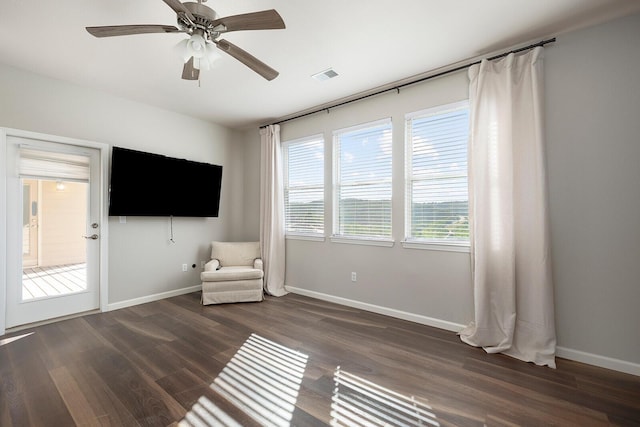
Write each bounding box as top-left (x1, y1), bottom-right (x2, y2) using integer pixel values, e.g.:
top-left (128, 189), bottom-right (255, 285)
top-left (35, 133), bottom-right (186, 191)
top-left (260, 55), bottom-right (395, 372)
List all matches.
top-left (20, 379), bottom-right (76, 426)
top-left (88, 346), bottom-right (186, 426)
top-left (66, 358), bottom-right (142, 427)
top-left (123, 343), bottom-right (192, 381)
top-left (156, 367), bottom-right (208, 397)
top-left (49, 366), bottom-right (103, 426)
top-left (159, 338), bottom-right (227, 382)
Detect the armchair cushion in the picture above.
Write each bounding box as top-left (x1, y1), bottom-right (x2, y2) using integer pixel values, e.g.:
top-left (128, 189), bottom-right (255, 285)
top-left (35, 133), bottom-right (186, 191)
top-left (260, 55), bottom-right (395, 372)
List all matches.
top-left (211, 241), bottom-right (261, 267)
top-left (201, 266), bottom-right (263, 282)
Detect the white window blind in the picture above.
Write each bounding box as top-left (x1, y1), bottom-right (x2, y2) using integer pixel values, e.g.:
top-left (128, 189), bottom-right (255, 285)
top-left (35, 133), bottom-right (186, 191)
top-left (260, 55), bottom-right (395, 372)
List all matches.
top-left (333, 119), bottom-right (392, 240)
top-left (406, 101), bottom-right (469, 244)
top-left (19, 147), bottom-right (90, 181)
top-left (283, 135), bottom-right (324, 236)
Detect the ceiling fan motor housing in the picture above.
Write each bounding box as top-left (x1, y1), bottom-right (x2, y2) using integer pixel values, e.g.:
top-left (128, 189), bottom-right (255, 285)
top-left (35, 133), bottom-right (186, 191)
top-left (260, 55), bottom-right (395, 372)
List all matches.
top-left (179, 2), bottom-right (220, 38)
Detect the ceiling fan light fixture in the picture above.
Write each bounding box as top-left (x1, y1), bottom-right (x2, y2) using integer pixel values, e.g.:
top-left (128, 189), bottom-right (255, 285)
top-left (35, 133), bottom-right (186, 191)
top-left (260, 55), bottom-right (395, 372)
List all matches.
top-left (174, 38), bottom-right (191, 62)
top-left (187, 33), bottom-right (207, 59)
top-left (188, 43), bottom-right (221, 71)
top-left (204, 44), bottom-right (221, 65)
top-left (175, 35), bottom-right (220, 74)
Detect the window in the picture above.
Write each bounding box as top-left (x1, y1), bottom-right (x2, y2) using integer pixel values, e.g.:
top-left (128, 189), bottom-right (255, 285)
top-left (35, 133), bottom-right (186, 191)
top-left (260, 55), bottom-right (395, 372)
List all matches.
top-left (282, 135), bottom-right (324, 237)
top-left (405, 101), bottom-right (469, 247)
top-left (333, 118), bottom-right (393, 243)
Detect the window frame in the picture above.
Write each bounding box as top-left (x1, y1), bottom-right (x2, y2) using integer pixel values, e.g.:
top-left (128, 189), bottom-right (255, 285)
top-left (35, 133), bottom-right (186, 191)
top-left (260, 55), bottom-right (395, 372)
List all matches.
top-left (331, 118), bottom-right (394, 247)
top-left (282, 133), bottom-right (325, 241)
top-left (403, 100), bottom-right (470, 252)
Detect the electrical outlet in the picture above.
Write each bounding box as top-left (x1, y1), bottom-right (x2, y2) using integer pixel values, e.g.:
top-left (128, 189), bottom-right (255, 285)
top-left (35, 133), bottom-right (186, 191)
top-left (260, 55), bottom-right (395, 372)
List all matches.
top-left (182, 263), bottom-right (188, 272)
top-left (351, 272), bottom-right (357, 282)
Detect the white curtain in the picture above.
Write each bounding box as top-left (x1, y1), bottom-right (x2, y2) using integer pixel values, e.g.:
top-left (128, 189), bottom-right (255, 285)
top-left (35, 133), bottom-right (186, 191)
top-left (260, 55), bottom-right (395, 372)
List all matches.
top-left (259, 124), bottom-right (288, 297)
top-left (459, 47), bottom-right (556, 368)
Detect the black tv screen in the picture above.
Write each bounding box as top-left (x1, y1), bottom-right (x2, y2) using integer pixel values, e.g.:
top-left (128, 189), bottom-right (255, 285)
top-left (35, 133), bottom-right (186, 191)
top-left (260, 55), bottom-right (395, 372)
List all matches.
top-left (108, 146), bottom-right (222, 217)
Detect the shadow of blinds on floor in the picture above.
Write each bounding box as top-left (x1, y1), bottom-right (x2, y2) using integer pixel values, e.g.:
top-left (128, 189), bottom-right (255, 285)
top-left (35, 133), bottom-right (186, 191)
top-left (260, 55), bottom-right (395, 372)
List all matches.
top-left (180, 333), bottom-right (309, 427)
top-left (331, 366), bottom-right (440, 426)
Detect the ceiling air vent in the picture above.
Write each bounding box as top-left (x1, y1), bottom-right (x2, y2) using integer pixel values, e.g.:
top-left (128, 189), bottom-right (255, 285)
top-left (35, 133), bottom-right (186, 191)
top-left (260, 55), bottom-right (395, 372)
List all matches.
top-left (312, 68), bottom-right (339, 81)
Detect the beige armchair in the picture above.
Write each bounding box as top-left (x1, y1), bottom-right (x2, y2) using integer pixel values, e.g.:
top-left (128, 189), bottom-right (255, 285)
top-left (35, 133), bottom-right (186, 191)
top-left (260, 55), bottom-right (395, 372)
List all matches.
top-left (200, 241), bottom-right (264, 305)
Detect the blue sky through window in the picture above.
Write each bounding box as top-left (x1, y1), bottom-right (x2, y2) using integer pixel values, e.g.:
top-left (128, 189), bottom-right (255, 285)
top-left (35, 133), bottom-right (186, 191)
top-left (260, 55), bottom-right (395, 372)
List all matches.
top-left (410, 107), bottom-right (469, 203)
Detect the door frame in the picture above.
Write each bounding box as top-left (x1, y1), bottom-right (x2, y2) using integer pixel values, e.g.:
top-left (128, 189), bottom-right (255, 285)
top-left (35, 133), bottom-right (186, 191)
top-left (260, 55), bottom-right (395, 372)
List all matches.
top-left (0, 127), bottom-right (110, 335)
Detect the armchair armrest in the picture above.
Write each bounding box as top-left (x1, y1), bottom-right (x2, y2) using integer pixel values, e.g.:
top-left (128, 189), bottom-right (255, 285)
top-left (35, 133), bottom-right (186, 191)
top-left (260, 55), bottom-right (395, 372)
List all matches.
top-left (204, 259), bottom-right (220, 271)
top-left (254, 258), bottom-right (263, 271)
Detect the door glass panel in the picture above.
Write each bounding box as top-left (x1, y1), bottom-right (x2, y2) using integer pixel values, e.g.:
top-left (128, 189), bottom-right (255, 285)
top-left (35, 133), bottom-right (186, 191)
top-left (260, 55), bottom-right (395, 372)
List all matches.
top-left (21, 178), bottom-right (88, 301)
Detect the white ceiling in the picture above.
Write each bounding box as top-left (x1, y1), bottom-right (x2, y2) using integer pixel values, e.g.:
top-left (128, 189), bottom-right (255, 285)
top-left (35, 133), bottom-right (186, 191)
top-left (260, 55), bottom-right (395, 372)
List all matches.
top-left (1, 1), bottom-right (639, 130)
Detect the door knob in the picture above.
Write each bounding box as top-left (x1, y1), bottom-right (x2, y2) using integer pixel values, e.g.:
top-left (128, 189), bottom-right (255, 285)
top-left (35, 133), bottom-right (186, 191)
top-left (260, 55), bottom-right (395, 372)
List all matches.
top-left (83, 234), bottom-right (99, 240)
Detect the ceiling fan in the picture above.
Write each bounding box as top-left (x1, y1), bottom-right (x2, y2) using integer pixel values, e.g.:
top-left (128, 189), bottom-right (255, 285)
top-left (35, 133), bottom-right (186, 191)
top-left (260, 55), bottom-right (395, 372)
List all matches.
top-left (86, 0), bottom-right (285, 81)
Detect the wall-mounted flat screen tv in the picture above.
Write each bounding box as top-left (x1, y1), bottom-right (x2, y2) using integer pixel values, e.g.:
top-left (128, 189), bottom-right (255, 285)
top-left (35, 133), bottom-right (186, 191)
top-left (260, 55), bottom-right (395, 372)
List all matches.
top-left (108, 146), bottom-right (222, 217)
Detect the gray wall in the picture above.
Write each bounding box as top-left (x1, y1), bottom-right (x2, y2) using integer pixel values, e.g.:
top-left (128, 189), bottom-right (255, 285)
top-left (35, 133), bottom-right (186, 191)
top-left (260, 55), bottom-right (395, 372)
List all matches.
top-left (0, 63), bottom-right (245, 304)
top-left (243, 70), bottom-right (475, 327)
top-left (241, 13), bottom-right (640, 367)
top-left (281, 70), bottom-right (474, 327)
top-left (545, 12), bottom-right (640, 365)
top-left (239, 129), bottom-right (261, 241)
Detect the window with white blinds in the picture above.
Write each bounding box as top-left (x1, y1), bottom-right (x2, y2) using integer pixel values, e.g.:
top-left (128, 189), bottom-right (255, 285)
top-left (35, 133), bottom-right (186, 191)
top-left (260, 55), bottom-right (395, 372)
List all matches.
top-left (282, 135), bottom-right (324, 237)
top-left (333, 118), bottom-right (392, 241)
top-left (405, 101), bottom-right (469, 245)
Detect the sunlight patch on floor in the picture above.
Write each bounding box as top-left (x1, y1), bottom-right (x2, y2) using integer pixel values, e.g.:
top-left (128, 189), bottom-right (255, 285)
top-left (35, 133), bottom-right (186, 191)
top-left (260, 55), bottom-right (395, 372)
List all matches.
top-left (180, 396), bottom-right (243, 427)
top-left (0, 332), bottom-right (34, 347)
top-left (331, 366), bottom-right (440, 426)
top-left (180, 333), bottom-right (309, 427)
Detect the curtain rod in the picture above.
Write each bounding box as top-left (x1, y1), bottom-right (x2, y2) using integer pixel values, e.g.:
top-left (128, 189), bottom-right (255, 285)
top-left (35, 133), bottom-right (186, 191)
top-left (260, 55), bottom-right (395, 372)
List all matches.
top-left (260, 37), bottom-right (556, 129)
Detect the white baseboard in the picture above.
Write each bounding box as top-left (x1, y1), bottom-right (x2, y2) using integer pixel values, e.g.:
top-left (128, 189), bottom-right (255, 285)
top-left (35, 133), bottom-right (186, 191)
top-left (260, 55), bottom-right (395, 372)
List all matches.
top-left (286, 286), bottom-right (640, 377)
top-left (107, 285), bottom-right (201, 312)
top-left (556, 346), bottom-right (640, 377)
top-left (286, 286), bottom-right (466, 333)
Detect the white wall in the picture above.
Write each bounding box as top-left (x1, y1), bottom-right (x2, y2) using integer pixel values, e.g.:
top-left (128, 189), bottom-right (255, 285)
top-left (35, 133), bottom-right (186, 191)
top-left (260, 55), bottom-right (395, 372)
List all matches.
top-left (0, 63), bottom-right (245, 305)
top-left (241, 13), bottom-right (640, 370)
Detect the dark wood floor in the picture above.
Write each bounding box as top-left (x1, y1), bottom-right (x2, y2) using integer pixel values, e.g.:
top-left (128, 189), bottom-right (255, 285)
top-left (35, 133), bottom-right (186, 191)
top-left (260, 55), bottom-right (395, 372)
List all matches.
top-left (1, 292), bottom-right (638, 426)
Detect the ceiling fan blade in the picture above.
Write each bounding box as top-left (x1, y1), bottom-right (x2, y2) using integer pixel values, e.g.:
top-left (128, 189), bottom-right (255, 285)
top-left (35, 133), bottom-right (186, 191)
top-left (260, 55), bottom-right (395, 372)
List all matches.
top-left (162, 0), bottom-right (195, 21)
top-left (86, 25), bottom-right (181, 38)
top-left (182, 57), bottom-right (200, 80)
top-left (211, 9), bottom-right (285, 33)
top-left (216, 39), bottom-right (279, 81)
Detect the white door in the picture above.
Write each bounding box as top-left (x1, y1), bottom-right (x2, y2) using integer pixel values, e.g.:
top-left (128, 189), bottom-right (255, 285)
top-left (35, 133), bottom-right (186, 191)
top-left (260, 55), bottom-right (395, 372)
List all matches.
top-left (5, 136), bottom-right (101, 328)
